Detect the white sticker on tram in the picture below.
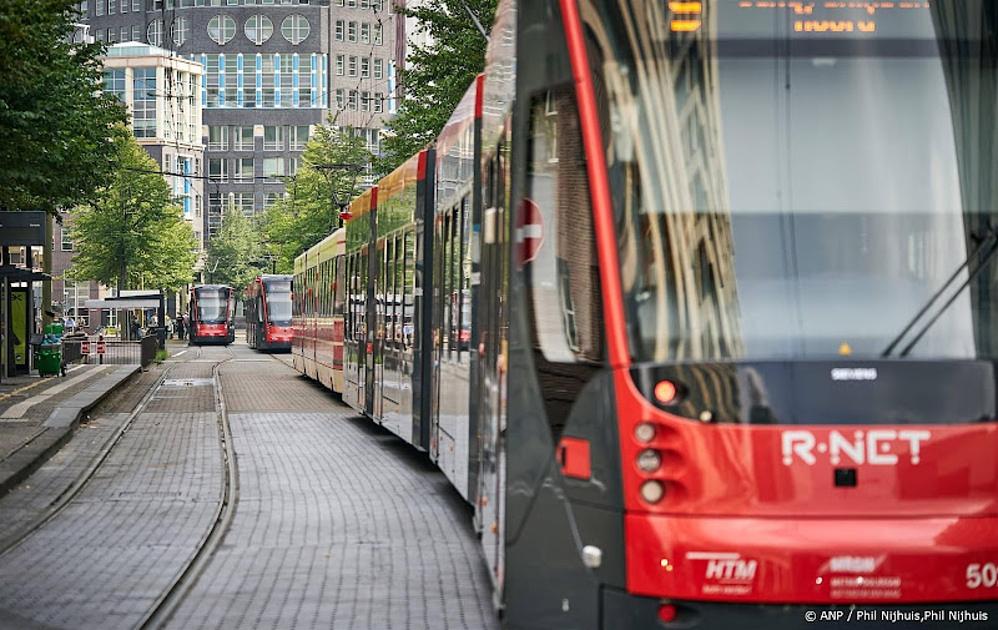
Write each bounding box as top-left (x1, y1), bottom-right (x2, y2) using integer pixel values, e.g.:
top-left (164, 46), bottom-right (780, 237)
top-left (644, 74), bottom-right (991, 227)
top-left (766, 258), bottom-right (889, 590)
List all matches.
top-left (781, 430), bottom-right (931, 466)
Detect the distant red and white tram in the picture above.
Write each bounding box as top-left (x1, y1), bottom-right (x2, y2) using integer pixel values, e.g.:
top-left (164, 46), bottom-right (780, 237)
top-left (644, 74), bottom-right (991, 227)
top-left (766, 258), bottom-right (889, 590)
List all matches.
top-left (188, 285), bottom-right (234, 346)
top-left (295, 1), bottom-right (998, 627)
top-left (245, 274), bottom-right (293, 352)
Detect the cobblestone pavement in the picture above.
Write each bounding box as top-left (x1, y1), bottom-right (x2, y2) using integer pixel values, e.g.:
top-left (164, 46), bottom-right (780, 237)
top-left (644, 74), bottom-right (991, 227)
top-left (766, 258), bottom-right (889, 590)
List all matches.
top-left (0, 368), bottom-right (164, 545)
top-left (0, 341), bottom-right (497, 629)
top-left (170, 348), bottom-right (498, 630)
top-left (0, 356), bottom-right (224, 629)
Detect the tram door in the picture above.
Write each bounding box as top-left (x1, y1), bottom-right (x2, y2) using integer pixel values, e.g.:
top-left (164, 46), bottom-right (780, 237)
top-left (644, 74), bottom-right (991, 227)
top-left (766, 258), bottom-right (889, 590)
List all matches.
top-left (476, 145), bottom-right (510, 592)
top-left (365, 240), bottom-right (377, 417)
top-left (356, 246), bottom-right (370, 412)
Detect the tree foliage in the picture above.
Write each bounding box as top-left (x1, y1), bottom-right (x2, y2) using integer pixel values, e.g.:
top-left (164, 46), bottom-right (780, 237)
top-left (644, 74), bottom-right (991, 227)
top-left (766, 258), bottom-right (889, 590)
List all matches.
top-left (378, 0), bottom-right (497, 173)
top-left (0, 0), bottom-right (126, 213)
top-left (67, 132), bottom-right (197, 292)
top-left (205, 205), bottom-right (263, 291)
top-left (262, 121), bottom-right (372, 272)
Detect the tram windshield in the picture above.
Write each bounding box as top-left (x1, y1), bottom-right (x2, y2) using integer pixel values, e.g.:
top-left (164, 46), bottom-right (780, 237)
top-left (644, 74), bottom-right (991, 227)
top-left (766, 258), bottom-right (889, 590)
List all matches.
top-left (196, 290), bottom-right (228, 324)
top-left (589, 0), bottom-right (998, 362)
top-left (265, 280), bottom-right (292, 325)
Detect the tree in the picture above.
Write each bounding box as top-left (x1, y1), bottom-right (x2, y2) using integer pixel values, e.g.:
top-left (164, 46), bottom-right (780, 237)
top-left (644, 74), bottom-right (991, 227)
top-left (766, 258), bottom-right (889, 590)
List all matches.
top-left (262, 121), bottom-right (372, 272)
top-left (205, 204), bottom-right (263, 290)
top-left (378, 0), bottom-right (497, 173)
top-left (68, 131), bottom-right (197, 292)
top-left (0, 0), bottom-right (126, 213)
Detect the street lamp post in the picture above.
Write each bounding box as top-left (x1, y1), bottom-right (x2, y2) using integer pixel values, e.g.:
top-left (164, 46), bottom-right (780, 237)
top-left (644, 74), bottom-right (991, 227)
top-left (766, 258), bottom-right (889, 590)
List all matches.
top-left (313, 162), bottom-right (365, 231)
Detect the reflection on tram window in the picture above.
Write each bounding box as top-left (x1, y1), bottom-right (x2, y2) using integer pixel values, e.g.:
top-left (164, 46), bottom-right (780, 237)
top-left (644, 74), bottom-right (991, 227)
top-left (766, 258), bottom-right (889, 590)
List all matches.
top-left (588, 0), bottom-right (998, 362)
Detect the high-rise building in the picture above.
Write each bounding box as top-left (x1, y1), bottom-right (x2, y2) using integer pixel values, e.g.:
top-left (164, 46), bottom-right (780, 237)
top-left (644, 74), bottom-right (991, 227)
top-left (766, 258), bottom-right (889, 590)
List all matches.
top-left (326, 0), bottom-right (396, 184)
top-left (79, 0), bottom-right (331, 238)
top-left (102, 42), bottom-right (206, 253)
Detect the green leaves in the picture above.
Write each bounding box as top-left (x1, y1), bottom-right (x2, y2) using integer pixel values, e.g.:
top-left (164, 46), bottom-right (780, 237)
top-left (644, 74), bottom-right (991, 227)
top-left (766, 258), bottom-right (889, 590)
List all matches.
top-left (261, 121), bottom-right (372, 272)
top-left (0, 0), bottom-right (126, 213)
top-left (67, 132), bottom-right (197, 292)
top-left (205, 206), bottom-right (263, 291)
top-left (378, 0), bottom-right (497, 173)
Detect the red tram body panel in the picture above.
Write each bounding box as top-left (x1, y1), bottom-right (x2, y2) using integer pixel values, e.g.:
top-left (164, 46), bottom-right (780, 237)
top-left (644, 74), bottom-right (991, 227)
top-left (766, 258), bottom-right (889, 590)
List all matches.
top-left (291, 1), bottom-right (998, 627)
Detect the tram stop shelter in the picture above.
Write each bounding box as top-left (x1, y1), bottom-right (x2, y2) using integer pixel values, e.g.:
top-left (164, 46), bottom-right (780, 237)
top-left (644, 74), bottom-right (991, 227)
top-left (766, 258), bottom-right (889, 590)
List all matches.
top-left (85, 290), bottom-right (167, 348)
top-left (0, 212), bottom-right (49, 380)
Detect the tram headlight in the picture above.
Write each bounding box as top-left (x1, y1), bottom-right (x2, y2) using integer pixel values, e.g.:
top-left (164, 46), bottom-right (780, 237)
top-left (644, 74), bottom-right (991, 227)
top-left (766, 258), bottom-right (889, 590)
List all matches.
top-left (636, 449), bottom-right (662, 472)
top-left (634, 422), bottom-right (656, 443)
top-left (640, 480), bottom-right (664, 504)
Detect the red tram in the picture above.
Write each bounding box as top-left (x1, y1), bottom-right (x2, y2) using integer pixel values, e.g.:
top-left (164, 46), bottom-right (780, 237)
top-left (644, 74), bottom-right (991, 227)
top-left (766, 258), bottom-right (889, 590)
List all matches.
top-left (295, 1), bottom-right (998, 627)
top-left (245, 275), bottom-right (293, 352)
top-left (188, 284), bottom-right (234, 346)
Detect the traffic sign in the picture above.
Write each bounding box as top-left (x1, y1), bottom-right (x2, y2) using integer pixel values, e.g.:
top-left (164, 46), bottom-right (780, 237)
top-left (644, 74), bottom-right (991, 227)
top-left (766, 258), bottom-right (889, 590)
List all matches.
top-left (515, 198), bottom-right (544, 267)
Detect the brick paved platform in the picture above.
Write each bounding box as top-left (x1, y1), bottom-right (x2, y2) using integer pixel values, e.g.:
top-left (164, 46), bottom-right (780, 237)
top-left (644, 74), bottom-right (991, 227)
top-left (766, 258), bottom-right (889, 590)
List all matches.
top-left (168, 357), bottom-right (497, 630)
top-left (0, 374), bottom-right (223, 628)
top-left (0, 364), bottom-right (140, 498)
top-left (0, 342), bottom-right (497, 629)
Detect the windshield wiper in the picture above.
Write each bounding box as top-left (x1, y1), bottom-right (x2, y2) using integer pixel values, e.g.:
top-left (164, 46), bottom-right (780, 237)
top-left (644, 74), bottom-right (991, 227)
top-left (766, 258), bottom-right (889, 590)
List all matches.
top-left (882, 226), bottom-right (998, 357)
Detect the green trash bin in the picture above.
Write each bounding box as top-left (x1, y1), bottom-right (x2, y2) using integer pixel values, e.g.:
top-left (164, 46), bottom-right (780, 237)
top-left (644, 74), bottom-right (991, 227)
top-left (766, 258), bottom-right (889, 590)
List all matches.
top-left (36, 343), bottom-right (63, 376)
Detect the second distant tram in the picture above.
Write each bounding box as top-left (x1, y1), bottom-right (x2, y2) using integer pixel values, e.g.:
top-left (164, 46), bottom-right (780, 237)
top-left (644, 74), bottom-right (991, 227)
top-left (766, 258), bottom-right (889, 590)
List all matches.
top-left (245, 275), bottom-right (294, 352)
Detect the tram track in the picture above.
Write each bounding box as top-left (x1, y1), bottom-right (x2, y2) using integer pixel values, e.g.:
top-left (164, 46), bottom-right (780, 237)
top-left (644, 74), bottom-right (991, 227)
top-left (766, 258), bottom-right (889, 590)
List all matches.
top-left (0, 344), bottom-right (239, 630)
top-left (140, 344), bottom-right (239, 629)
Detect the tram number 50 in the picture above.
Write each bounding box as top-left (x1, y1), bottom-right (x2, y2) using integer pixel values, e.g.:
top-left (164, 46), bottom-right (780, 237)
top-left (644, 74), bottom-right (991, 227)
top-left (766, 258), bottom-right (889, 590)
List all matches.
top-left (966, 563), bottom-right (998, 589)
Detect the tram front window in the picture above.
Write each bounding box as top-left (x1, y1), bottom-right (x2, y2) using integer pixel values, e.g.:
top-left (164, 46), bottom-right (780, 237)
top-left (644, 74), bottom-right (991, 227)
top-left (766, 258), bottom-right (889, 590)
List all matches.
top-left (586, 0), bottom-right (998, 363)
top-left (197, 293), bottom-right (228, 323)
top-left (265, 281), bottom-right (292, 325)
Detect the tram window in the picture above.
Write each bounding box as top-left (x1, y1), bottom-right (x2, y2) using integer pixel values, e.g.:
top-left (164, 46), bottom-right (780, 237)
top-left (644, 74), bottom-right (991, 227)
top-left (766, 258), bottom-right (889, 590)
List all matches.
top-left (457, 197), bottom-right (469, 361)
top-left (442, 212), bottom-right (452, 357)
top-left (524, 86), bottom-right (604, 365)
top-left (403, 230), bottom-right (414, 348)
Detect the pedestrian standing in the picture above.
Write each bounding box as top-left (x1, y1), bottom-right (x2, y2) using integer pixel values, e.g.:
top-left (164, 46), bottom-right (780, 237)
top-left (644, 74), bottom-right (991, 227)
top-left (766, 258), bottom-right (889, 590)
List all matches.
top-left (177, 316), bottom-right (186, 341)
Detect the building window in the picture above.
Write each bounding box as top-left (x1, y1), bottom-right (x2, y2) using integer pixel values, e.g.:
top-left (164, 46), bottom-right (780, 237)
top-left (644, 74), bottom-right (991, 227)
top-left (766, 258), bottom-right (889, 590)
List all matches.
top-left (360, 90), bottom-right (370, 112)
top-left (234, 126), bottom-right (254, 150)
top-left (374, 22), bottom-right (382, 45)
top-left (373, 57), bottom-right (383, 80)
top-left (335, 55), bottom-right (344, 76)
top-left (61, 228), bottom-right (73, 252)
top-left (132, 0), bottom-right (139, 10)
top-left (289, 125), bottom-right (309, 150)
top-left (335, 89), bottom-right (344, 110)
top-left (281, 15), bottom-right (310, 44)
top-left (348, 90), bottom-right (358, 110)
top-left (171, 17), bottom-right (190, 46)
top-left (231, 192), bottom-right (254, 216)
top-left (360, 22), bottom-right (370, 44)
top-left (263, 125), bottom-right (284, 150)
top-left (120, 0), bottom-right (126, 12)
top-left (146, 19), bottom-right (163, 46)
top-left (335, 20), bottom-right (344, 41)
top-left (244, 15), bottom-right (273, 45)
top-left (208, 14), bottom-right (236, 45)
top-left (107, 28), bottom-right (114, 43)
top-left (208, 158), bottom-right (228, 182)
top-left (234, 158), bottom-right (254, 182)
top-left (263, 157), bottom-right (284, 181)
top-left (360, 56), bottom-right (369, 78)
top-left (208, 125), bottom-right (229, 150)
top-left (347, 21), bottom-right (356, 43)
top-left (103, 69), bottom-right (126, 101)
top-left (131, 24), bottom-right (141, 41)
top-left (346, 56), bottom-right (356, 77)
top-left (132, 68), bottom-right (157, 138)
top-left (120, 26), bottom-right (128, 42)
top-left (373, 92), bottom-right (383, 113)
